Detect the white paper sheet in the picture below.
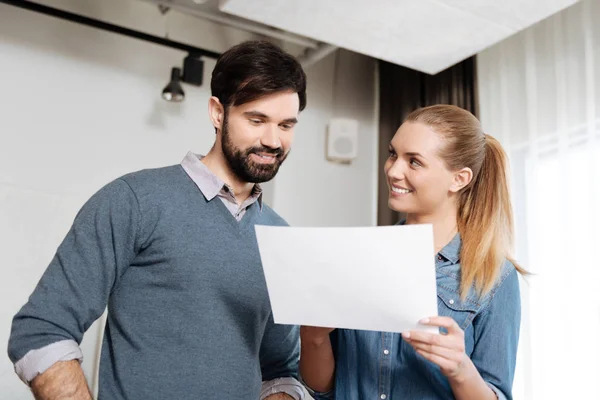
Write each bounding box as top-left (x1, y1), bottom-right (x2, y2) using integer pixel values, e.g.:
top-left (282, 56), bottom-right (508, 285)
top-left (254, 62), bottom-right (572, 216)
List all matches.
top-left (255, 224), bottom-right (439, 334)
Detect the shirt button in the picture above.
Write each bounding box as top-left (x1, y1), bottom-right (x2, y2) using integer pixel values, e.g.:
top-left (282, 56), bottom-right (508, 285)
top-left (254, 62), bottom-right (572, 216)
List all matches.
top-left (437, 255), bottom-right (443, 261)
top-left (383, 349), bottom-right (389, 355)
top-left (449, 299), bottom-right (455, 305)
top-left (381, 395), bottom-right (387, 399)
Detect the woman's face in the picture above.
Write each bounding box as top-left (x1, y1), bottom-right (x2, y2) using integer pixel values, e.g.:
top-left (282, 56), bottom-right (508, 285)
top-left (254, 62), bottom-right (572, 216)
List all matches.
top-left (384, 122), bottom-right (469, 218)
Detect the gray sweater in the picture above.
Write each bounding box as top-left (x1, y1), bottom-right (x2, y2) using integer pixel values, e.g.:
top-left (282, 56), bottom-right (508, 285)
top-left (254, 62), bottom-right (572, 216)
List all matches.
top-left (8, 165), bottom-right (299, 399)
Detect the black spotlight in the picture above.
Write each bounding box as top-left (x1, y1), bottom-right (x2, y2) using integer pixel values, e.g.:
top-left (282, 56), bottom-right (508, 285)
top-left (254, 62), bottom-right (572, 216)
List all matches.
top-left (182, 54), bottom-right (204, 86)
top-left (161, 55), bottom-right (204, 102)
top-left (162, 67), bottom-right (185, 102)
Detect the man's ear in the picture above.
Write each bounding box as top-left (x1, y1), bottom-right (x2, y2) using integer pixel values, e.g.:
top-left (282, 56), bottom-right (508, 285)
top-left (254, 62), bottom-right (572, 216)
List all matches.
top-left (208, 96), bottom-right (224, 133)
top-left (450, 167), bottom-right (473, 193)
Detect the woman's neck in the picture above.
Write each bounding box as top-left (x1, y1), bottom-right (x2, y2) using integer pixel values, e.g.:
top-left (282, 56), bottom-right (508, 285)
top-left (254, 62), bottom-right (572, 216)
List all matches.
top-left (405, 209), bottom-right (458, 254)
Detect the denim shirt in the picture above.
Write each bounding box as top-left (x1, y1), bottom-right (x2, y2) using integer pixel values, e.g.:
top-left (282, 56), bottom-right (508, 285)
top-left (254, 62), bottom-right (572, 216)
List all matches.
top-left (306, 233), bottom-right (521, 400)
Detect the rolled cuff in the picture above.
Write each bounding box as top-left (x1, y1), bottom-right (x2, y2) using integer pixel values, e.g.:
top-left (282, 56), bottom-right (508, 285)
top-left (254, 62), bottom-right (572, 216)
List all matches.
top-left (14, 339), bottom-right (83, 385)
top-left (299, 375), bottom-right (334, 400)
top-left (487, 382), bottom-right (508, 400)
top-left (261, 376), bottom-right (306, 400)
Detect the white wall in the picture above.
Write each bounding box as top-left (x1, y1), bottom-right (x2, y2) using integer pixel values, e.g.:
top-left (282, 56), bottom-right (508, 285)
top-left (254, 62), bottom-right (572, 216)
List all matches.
top-left (273, 50), bottom-right (379, 227)
top-left (0, 0), bottom-right (378, 397)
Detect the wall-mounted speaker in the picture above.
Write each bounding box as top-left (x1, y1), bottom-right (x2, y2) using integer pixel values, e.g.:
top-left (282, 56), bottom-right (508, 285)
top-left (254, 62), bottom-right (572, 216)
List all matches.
top-left (326, 118), bottom-right (359, 163)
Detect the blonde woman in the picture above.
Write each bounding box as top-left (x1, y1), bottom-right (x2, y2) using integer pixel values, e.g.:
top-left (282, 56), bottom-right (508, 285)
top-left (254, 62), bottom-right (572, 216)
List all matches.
top-left (300, 105), bottom-right (526, 400)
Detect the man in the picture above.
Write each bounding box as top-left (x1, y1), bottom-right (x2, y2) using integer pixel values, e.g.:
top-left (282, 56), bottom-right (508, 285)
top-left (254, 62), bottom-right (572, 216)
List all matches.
top-left (8, 40), bottom-right (307, 400)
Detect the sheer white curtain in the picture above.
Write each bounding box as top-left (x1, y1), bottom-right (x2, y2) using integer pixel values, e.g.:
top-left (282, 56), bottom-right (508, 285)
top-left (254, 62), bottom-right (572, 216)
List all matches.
top-left (477, 1), bottom-right (600, 399)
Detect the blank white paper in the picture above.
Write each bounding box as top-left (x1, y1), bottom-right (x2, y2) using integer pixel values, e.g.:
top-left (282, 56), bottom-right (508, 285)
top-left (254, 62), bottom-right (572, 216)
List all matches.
top-left (255, 224), bottom-right (439, 334)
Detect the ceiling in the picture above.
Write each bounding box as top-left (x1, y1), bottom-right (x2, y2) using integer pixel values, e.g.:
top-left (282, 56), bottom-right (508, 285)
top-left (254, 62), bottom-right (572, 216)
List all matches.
top-left (154, 0), bottom-right (580, 74)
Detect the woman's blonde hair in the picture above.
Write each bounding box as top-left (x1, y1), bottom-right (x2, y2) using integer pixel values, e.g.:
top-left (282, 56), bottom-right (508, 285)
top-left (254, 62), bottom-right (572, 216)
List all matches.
top-left (405, 105), bottom-right (527, 298)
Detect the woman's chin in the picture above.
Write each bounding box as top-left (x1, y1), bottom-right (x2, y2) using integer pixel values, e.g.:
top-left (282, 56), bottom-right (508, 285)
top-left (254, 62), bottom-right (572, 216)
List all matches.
top-left (388, 198), bottom-right (413, 214)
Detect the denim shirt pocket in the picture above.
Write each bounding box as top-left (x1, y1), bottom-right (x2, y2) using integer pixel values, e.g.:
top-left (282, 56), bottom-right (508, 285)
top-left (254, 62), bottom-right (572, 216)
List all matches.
top-left (435, 264), bottom-right (483, 334)
top-left (436, 289), bottom-right (479, 331)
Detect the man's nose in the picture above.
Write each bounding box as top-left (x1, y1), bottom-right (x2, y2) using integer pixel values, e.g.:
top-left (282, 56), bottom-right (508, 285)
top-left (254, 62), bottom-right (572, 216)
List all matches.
top-left (260, 125), bottom-right (282, 149)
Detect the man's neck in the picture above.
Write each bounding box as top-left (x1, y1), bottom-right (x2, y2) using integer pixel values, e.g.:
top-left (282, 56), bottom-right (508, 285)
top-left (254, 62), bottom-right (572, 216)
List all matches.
top-left (405, 206), bottom-right (458, 254)
top-left (201, 150), bottom-right (255, 204)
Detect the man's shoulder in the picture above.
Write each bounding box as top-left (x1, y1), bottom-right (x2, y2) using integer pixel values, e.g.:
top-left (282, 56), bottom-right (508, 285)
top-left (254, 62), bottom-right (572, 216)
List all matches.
top-left (82, 165), bottom-right (183, 206)
top-left (104, 164), bottom-right (188, 207)
top-left (119, 164), bottom-right (184, 188)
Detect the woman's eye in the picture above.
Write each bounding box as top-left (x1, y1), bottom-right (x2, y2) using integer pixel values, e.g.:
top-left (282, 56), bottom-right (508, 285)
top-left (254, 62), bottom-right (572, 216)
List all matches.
top-left (249, 119), bottom-right (262, 125)
top-left (410, 159), bottom-right (421, 167)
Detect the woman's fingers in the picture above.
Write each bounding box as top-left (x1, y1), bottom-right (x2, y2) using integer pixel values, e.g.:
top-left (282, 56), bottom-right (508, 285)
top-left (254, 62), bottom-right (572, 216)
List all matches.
top-left (402, 330), bottom-right (459, 350)
top-left (414, 348), bottom-right (457, 371)
top-left (402, 316), bottom-right (465, 350)
top-left (402, 316), bottom-right (469, 378)
top-left (419, 316), bottom-right (464, 337)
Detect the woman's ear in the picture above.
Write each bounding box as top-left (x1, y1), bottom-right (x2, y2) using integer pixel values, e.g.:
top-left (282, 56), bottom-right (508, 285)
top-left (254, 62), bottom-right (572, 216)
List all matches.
top-left (450, 167), bottom-right (473, 193)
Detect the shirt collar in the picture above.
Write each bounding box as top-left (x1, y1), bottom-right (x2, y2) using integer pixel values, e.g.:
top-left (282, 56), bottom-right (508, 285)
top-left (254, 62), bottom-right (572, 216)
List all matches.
top-left (249, 184), bottom-right (264, 209)
top-left (180, 151), bottom-right (263, 209)
top-left (438, 233), bottom-right (461, 264)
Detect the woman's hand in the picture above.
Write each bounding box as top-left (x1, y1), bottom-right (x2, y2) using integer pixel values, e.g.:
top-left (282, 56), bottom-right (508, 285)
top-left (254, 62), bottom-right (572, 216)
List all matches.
top-left (402, 316), bottom-right (471, 382)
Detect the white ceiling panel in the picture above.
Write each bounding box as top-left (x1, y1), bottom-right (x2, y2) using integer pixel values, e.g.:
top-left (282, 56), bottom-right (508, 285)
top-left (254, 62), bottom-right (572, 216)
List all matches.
top-left (219, 0), bottom-right (580, 74)
top-left (439, 0), bottom-right (578, 30)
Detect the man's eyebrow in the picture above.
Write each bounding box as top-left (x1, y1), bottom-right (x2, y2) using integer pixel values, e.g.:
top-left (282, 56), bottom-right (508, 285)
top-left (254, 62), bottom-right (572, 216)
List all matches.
top-left (243, 111), bottom-right (298, 124)
top-left (280, 117), bottom-right (298, 124)
top-left (243, 111), bottom-right (269, 119)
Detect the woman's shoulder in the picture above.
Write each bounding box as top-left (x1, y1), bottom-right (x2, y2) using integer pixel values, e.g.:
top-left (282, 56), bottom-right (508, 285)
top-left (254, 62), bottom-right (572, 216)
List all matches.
top-left (495, 259), bottom-right (520, 293)
top-left (479, 258), bottom-right (521, 312)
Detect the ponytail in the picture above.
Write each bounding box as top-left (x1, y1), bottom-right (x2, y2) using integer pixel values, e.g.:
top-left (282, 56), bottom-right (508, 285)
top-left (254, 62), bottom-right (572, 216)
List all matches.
top-left (457, 134), bottom-right (526, 298)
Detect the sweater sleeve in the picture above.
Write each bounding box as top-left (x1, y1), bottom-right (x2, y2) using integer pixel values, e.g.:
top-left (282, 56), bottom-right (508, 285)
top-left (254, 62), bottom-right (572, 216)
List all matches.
top-left (7, 178), bottom-right (141, 383)
top-left (259, 312), bottom-right (300, 382)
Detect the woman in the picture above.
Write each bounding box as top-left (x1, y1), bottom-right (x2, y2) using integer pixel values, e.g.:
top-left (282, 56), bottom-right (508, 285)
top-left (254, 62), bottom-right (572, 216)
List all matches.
top-left (300, 105), bottom-right (526, 400)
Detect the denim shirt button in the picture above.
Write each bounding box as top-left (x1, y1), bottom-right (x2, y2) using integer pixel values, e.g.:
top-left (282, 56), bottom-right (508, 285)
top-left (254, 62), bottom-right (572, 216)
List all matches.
top-left (380, 395), bottom-right (387, 400)
top-left (449, 299), bottom-right (455, 305)
top-left (437, 255), bottom-right (442, 261)
top-left (383, 349), bottom-right (390, 355)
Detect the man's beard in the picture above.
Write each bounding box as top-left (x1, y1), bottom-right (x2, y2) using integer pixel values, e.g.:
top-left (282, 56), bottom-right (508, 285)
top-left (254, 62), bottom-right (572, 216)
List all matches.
top-left (221, 114), bottom-right (289, 183)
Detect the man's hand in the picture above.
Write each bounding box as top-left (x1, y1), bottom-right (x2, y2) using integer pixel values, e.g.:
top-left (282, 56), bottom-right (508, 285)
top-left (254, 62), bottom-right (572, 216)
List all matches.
top-left (31, 360), bottom-right (93, 400)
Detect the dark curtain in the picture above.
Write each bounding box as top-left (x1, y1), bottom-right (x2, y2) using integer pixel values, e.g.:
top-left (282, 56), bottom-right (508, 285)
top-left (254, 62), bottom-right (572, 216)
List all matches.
top-left (377, 57), bottom-right (479, 226)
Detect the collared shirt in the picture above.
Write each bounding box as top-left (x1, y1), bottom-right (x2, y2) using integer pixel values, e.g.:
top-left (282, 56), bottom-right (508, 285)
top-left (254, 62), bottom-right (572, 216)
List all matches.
top-left (181, 151), bottom-right (263, 221)
top-left (306, 228), bottom-right (521, 400)
top-left (13, 152), bottom-right (303, 400)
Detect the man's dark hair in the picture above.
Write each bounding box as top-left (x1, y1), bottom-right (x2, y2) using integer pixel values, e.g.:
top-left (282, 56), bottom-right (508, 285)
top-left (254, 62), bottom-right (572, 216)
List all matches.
top-left (211, 40), bottom-right (307, 112)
